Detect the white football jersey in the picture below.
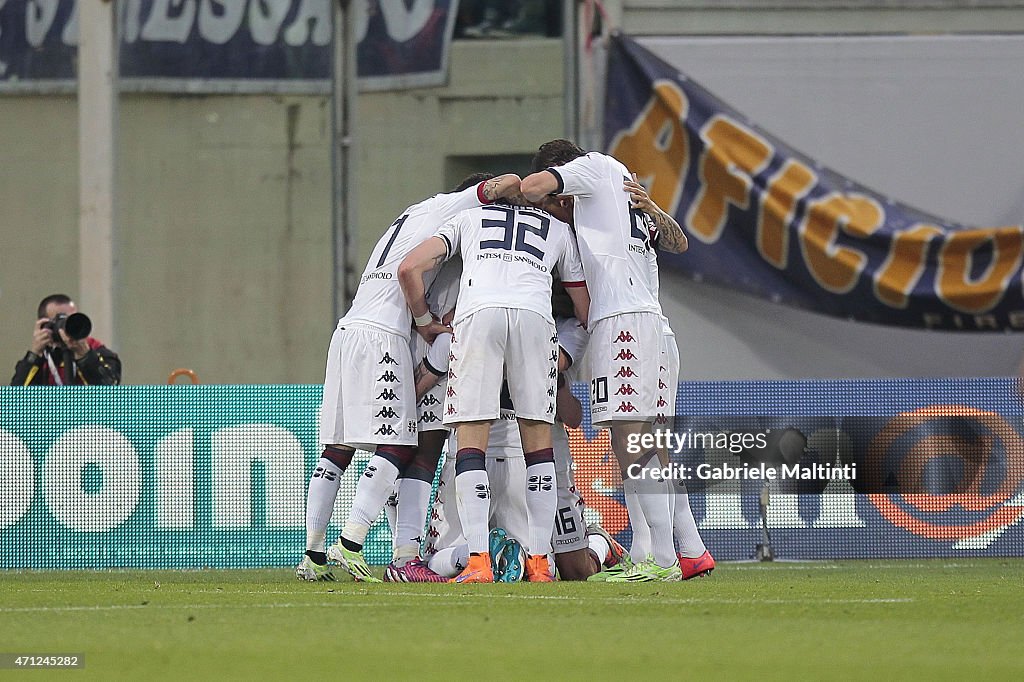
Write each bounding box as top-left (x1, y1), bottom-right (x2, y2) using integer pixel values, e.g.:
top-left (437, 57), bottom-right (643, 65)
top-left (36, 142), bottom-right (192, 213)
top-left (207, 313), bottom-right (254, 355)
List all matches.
top-left (340, 183), bottom-right (490, 337)
top-left (436, 204), bottom-right (586, 325)
top-left (426, 258), bottom-right (462, 319)
top-left (644, 220), bottom-right (676, 336)
top-left (548, 152), bottom-right (661, 323)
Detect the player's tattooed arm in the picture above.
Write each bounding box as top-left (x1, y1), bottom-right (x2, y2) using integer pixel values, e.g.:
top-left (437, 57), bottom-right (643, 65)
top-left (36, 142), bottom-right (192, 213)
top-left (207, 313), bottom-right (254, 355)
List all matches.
top-left (624, 177), bottom-right (688, 254)
top-left (428, 250), bottom-right (447, 269)
top-left (399, 236), bottom-right (453, 342)
top-left (481, 174), bottom-right (524, 204)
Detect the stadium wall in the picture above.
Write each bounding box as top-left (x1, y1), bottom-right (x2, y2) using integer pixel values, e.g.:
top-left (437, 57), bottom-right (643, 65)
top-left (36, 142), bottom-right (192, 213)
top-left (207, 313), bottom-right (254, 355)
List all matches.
top-left (1, 379), bottom-right (1021, 569)
top-left (0, 38), bottom-right (563, 387)
top-left (4, 4), bottom-right (1024, 387)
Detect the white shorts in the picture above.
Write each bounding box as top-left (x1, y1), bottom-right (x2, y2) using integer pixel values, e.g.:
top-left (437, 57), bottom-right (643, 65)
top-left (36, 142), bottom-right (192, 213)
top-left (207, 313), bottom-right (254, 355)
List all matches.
top-left (656, 325), bottom-right (680, 428)
top-left (423, 446), bottom-right (529, 559)
top-left (588, 312), bottom-right (664, 426)
top-left (410, 334), bottom-right (449, 433)
top-left (319, 323), bottom-right (418, 450)
top-left (445, 308), bottom-right (557, 425)
top-left (551, 424), bottom-right (587, 554)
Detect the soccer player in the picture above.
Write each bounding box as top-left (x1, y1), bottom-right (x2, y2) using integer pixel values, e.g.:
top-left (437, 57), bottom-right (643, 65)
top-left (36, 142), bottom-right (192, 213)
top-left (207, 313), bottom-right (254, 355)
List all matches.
top-left (295, 172), bottom-right (522, 582)
top-left (399, 200), bottom-right (589, 583)
top-left (421, 309), bottom-right (623, 581)
top-left (587, 177), bottom-right (714, 581)
top-left (521, 140), bottom-right (689, 582)
top-left (382, 263), bottom-right (461, 583)
top-left (522, 202), bottom-right (630, 581)
top-left (547, 310), bottom-right (629, 580)
top-left (423, 384), bottom-right (531, 581)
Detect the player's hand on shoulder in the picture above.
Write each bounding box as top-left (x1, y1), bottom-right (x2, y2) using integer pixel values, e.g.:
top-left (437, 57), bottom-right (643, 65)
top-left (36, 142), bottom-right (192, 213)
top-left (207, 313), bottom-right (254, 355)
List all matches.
top-left (624, 177), bottom-right (654, 213)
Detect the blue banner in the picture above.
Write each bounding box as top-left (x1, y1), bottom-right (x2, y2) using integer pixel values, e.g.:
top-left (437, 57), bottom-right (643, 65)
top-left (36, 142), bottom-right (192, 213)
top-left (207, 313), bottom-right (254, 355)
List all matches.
top-left (604, 33), bottom-right (1024, 331)
top-left (0, 0), bottom-right (457, 90)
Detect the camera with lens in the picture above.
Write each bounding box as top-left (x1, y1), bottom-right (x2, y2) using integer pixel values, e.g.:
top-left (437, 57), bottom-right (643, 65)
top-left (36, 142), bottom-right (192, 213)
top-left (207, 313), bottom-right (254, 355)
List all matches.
top-left (45, 312), bottom-right (92, 347)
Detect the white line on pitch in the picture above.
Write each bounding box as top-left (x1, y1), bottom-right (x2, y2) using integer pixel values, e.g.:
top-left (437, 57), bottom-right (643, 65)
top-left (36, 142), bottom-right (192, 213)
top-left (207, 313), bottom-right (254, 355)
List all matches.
top-left (0, 595), bottom-right (913, 613)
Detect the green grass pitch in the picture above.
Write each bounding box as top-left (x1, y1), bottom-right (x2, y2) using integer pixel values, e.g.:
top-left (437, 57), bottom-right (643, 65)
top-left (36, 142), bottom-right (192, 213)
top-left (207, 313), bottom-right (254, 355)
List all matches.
top-left (2, 559), bottom-right (1022, 680)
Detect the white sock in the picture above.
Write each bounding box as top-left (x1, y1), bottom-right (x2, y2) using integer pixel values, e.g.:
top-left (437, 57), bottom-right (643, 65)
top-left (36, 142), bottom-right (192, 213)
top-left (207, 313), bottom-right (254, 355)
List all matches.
top-left (384, 486), bottom-right (399, 536)
top-left (394, 477), bottom-right (432, 560)
top-left (673, 481), bottom-right (707, 558)
top-left (588, 533), bottom-right (610, 566)
top-left (622, 478), bottom-right (651, 560)
top-left (635, 453), bottom-right (676, 567)
top-left (455, 469), bottom-right (491, 554)
top-left (525, 461), bottom-right (557, 556)
top-left (305, 457), bottom-right (343, 553)
top-left (427, 545), bottom-right (469, 578)
top-left (342, 455), bottom-right (400, 547)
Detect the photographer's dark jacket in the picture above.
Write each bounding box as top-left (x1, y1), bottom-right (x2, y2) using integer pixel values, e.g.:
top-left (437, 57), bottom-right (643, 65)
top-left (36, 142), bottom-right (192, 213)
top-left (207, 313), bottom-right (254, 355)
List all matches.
top-left (10, 338), bottom-right (121, 386)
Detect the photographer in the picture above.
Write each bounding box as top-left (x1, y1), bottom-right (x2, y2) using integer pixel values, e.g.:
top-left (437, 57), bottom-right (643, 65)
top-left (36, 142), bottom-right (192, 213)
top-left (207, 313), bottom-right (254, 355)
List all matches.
top-left (10, 294), bottom-right (121, 386)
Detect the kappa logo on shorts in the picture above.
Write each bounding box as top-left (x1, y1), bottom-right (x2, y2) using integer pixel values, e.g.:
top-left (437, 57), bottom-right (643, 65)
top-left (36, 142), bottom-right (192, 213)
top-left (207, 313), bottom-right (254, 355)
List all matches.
top-left (547, 387), bottom-right (555, 397)
top-left (448, 369), bottom-right (457, 380)
top-left (446, 386), bottom-right (457, 397)
top-left (615, 331), bottom-right (636, 343)
top-left (550, 333), bottom-right (559, 344)
top-left (446, 404), bottom-right (457, 415)
top-left (655, 414), bottom-right (668, 425)
top-left (407, 419), bottom-right (417, 433)
top-left (659, 379), bottom-right (668, 389)
top-left (375, 406), bottom-right (399, 419)
top-left (546, 403), bottom-right (554, 414)
top-left (548, 367), bottom-right (558, 379)
top-left (379, 352), bottom-right (399, 365)
top-left (659, 365), bottom-right (667, 372)
top-left (616, 384), bottom-right (638, 396)
top-left (615, 366), bottom-right (636, 378)
top-left (549, 350), bottom-right (559, 362)
top-left (378, 370), bottom-right (400, 383)
top-left (657, 397), bottom-right (667, 408)
top-left (374, 424), bottom-right (398, 436)
top-left (615, 401), bottom-right (639, 413)
top-left (419, 412), bottom-right (442, 423)
top-left (364, 464), bottom-right (378, 478)
top-left (377, 388), bottom-right (399, 401)
top-left (449, 351), bottom-right (457, 363)
top-left (615, 349), bottom-right (637, 361)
